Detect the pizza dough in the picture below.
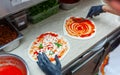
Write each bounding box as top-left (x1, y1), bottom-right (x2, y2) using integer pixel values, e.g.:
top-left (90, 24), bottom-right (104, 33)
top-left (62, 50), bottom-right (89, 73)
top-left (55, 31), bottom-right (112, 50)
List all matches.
top-left (28, 32), bottom-right (69, 62)
top-left (64, 17), bottom-right (96, 39)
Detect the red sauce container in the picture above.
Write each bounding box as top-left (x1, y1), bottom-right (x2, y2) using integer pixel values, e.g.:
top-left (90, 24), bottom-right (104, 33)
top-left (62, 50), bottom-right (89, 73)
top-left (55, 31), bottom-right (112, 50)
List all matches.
top-left (59, 0), bottom-right (80, 10)
top-left (60, 0), bottom-right (80, 4)
top-left (0, 53), bottom-right (29, 75)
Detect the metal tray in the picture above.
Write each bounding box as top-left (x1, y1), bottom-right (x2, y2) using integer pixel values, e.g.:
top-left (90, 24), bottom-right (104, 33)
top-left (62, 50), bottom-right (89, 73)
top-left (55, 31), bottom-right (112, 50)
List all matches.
top-left (0, 18), bottom-right (23, 51)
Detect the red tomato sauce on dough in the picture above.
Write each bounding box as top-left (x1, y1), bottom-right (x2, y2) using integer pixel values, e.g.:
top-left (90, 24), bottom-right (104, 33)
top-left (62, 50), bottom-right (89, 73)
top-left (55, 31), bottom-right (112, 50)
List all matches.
top-left (0, 65), bottom-right (22, 75)
top-left (38, 32), bottom-right (58, 39)
top-left (66, 17), bottom-right (95, 38)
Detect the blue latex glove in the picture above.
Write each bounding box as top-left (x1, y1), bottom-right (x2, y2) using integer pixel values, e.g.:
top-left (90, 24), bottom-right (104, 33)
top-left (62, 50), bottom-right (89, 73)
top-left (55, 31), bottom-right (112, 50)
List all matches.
top-left (86, 5), bottom-right (104, 18)
top-left (37, 53), bottom-right (62, 75)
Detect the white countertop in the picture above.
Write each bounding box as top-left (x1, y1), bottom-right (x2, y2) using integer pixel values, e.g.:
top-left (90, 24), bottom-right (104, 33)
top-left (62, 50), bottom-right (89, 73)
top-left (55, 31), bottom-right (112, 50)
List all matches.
top-left (9, 0), bottom-right (120, 75)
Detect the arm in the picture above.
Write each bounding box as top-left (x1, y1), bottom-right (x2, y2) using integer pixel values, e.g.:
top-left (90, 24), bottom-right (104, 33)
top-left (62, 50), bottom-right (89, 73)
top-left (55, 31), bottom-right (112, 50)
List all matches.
top-left (87, 0), bottom-right (120, 18)
top-left (102, 5), bottom-right (120, 16)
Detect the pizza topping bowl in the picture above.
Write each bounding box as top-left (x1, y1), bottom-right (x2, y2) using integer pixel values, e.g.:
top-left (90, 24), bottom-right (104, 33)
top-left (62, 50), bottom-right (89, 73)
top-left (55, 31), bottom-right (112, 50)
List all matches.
top-left (28, 32), bottom-right (69, 62)
top-left (64, 17), bottom-right (96, 39)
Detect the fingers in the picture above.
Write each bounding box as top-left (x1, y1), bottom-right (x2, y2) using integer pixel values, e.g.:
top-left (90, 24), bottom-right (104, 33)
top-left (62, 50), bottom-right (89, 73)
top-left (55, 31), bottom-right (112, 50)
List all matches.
top-left (86, 8), bottom-right (92, 18)
top-left (37, 53), bottom-right (61, 69)
top-left (55, 55), bottom-right (61, 69)
top-left (86, 7), bottom-right (94, 18)
top-left (37, 53), bottom-right (46, 72)
top-left (38, 53), bottom-right (49, 64)
top-left (42, 53), bottom-right (51, 63)
top-left (86, 5), bottom-right (104, 18)
top-left (94, 13), bottom-right (100, 16)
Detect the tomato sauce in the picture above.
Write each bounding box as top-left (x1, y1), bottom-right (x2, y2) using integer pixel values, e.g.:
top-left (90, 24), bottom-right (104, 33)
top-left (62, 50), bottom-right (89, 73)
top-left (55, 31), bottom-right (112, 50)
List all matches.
top-left (65, 17), bottom-right (95, 38)
top-left (0, 65), bottom-right (22, 75)
top-left (37, 32), bottom-right (58, 39)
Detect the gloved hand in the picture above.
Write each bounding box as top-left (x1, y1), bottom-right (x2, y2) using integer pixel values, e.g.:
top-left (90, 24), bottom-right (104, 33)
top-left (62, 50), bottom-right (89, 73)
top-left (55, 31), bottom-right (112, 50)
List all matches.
top-left (37, 53), bottom-right (62, 75)
top-left (86, 5), bottom-right (105, 18)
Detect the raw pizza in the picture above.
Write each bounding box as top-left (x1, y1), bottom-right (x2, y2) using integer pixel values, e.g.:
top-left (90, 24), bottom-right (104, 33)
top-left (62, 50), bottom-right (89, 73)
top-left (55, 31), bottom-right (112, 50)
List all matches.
top-left (28, 32), bottom-right (69, 62)
top-left (64, 17), bottom-right (96, 39)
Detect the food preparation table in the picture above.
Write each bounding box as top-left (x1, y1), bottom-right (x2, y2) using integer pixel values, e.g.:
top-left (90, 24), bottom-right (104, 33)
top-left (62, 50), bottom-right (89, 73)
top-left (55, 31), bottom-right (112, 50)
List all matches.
top-left (9, 0), bottom-right (120, 75)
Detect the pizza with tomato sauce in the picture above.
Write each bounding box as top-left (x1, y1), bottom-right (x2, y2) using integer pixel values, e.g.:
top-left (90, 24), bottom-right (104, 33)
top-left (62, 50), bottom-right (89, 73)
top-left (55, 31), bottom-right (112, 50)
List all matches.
top-left (64, 17), bottom-right (96, 39)
top-left (28, 32), bottom-right (69, 62)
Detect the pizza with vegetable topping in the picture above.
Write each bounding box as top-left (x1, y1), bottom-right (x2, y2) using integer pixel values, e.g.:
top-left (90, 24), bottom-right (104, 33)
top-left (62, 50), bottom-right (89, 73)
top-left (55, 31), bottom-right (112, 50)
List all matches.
top-left (64, 17), bottom-right (96, 39)
top-left (28, 32), bottom-right (69, 62)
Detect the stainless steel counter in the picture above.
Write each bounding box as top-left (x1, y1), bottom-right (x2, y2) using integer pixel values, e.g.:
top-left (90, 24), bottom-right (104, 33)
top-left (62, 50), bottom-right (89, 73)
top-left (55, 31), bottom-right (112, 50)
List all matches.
top-left (9, 0), bottom-right (120, 75)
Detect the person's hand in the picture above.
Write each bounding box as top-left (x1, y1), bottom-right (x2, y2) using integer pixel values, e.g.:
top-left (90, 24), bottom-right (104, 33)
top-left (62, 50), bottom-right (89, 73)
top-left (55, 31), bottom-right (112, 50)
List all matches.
top-left (37, 53), bottom-right (62, 75)
top-left (86, 5), bottom-right (105, 18)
